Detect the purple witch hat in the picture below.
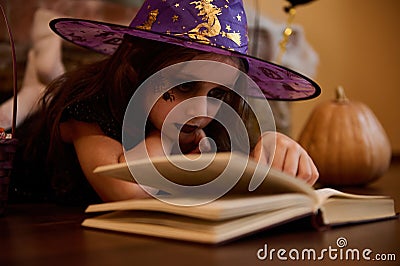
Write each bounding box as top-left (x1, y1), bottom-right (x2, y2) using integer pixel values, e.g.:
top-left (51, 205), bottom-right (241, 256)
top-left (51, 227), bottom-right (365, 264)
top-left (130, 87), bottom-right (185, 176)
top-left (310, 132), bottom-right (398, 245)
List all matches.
top-left (50, 0), bottom-right (320, 100)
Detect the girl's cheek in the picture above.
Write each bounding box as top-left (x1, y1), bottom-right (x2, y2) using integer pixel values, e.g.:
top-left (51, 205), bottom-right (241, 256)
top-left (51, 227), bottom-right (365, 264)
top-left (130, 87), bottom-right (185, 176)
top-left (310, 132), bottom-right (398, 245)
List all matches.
top-left (207, 100), bottom-right (223, 118)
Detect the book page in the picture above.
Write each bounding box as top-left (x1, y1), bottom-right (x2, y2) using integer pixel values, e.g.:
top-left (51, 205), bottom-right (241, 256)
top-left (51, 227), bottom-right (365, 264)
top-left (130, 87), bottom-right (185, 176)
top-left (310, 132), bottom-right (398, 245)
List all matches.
top-left (85, 193), bottom-right (313, 221)
top-left (93, 152), bottom-right (317, 202)
top-left (315, 188), bottom-right (390, 206)
top-left (315, 188), bottom-right (395, 225)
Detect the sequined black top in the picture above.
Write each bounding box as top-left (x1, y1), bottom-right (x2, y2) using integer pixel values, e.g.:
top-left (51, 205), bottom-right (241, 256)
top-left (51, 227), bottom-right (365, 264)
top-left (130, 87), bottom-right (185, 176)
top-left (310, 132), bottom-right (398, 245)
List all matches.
top-left (63, 93), bottom-right (121, 142)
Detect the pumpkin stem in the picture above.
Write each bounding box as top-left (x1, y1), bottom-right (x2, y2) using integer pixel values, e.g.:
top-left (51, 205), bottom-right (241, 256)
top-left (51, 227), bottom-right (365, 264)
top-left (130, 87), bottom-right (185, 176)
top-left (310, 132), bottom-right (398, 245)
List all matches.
top-left (335, 86), bottom-right (348, 103)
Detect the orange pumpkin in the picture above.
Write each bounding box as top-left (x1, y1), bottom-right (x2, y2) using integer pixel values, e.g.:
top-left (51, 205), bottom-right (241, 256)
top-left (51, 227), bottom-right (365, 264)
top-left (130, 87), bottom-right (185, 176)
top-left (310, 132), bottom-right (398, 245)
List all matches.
top-left (299, 86), bottom-right (392, 186)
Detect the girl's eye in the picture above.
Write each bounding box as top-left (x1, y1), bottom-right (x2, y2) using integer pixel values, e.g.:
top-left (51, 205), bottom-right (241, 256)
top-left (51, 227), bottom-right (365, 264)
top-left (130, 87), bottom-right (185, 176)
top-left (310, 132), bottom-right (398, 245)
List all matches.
top-left (207, 88), bottom-right (230, 100)
top-left (176, 82), bottom-right (195, 93)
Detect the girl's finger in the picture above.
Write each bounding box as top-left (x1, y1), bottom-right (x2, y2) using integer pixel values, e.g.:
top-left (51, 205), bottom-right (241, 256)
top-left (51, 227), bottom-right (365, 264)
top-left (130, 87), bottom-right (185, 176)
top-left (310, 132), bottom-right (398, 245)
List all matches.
top-left (270, 145), bottom-right (287, 172)
top-left (188, 129), bottom-right (208, 154)
top-left (297, 152), bottom-right (319, 185)
top-left (282, 145), bottom-right (301, 177)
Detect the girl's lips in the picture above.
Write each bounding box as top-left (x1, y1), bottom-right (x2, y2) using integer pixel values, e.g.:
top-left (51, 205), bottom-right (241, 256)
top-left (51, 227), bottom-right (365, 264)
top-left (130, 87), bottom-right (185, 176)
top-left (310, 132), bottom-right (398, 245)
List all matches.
top-left (175, 123), bottom-right (199, 134)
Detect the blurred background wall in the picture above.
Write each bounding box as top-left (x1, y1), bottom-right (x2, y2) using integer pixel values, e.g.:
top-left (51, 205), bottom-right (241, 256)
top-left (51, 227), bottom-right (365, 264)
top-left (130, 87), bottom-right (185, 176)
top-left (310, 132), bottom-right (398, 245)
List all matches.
top-left (0, 0), bottom-right (399, 154)
top-left (246, 0), bottom-right (400, 154)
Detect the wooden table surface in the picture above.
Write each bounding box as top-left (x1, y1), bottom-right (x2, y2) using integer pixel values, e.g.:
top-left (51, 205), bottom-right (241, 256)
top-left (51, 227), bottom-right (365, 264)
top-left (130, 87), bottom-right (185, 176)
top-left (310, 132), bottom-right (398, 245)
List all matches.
top-left (1, 160), bottom-right (399, 266)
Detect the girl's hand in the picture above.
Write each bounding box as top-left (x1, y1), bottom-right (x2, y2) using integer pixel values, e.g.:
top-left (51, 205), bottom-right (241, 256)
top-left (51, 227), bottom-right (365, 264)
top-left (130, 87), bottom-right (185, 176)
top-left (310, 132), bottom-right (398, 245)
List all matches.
top-left (178, 128), bottom-right (212, 154)
top-left (251, 131), bottom-right (319, 185)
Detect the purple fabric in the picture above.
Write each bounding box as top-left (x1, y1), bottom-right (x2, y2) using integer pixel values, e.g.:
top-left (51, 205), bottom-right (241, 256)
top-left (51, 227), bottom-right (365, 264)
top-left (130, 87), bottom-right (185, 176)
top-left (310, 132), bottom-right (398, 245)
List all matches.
top-left (49, 0), bottom-right (320, 100)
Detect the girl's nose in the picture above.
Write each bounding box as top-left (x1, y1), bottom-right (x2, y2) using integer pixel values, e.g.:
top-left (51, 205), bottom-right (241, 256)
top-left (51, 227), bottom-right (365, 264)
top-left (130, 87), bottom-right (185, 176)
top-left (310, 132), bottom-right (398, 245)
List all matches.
top-left (184, 96), bottom-right (210, 117)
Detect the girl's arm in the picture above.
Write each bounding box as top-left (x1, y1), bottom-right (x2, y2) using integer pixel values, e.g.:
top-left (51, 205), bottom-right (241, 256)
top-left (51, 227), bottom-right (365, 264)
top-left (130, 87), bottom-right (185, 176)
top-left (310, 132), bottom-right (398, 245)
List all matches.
top-left (60, 119), bottom-right (152, 202)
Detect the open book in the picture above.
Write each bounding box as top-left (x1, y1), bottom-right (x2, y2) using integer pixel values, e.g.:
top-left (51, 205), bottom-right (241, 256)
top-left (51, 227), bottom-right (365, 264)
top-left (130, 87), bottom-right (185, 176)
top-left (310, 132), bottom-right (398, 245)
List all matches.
top-left (83, 152), bottom-right (396, 244)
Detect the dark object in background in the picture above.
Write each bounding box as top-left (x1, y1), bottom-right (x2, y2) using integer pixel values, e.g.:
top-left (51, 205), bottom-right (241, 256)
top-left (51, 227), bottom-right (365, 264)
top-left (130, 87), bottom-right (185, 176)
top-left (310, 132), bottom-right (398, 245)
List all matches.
top-left (0, 4), bottom-right (19, 216)
top-left (284, 0), bottom-right (316, 12)
top-left (0, 138), bottom-right (18, 216)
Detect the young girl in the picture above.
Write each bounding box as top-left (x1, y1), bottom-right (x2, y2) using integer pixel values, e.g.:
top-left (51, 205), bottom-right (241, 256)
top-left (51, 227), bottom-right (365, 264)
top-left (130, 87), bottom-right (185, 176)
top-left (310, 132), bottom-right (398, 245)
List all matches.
top-left (11, 0), bottom-right (320, 204)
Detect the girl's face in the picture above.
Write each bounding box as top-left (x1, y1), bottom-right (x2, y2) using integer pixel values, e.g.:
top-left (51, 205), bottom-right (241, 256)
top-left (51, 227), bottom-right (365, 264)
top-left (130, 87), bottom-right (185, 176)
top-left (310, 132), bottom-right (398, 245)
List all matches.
top-left (148, 54), bottom-right (241, 144)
